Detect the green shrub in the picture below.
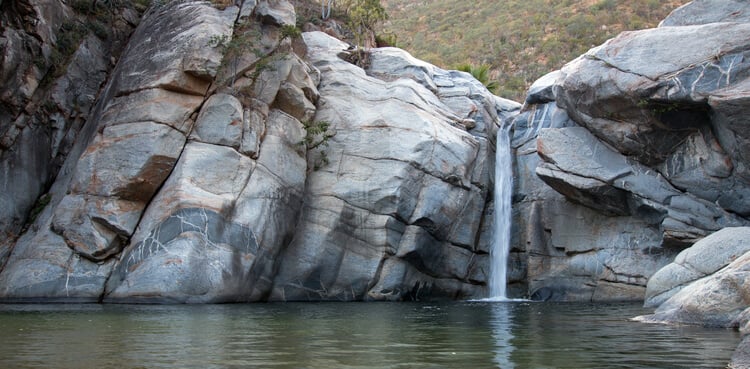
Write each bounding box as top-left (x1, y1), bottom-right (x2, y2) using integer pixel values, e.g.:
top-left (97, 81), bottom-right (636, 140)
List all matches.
top-left (208, 24), bottom-right (271, 87)
top-left (591, 0), bottom-right (617, 11)
top-left (280, 24), bottom-right (302, 40)
top-left (375, 32), bottom-right (398, 47)
top-left (70, 0), bottom-right (93, 13)
top-left (130, 0), bottom-right (152, 12)
top-left (382, 0), bottom-right (684, 101)
top-left (87, 19), bottom-right (109, 40)
top-left (28, 194), bottom-right (51, 224)
top-left (456, 63), bottom-right (499, 94)
top-left (210, 0), bottom-right (233, 9)
top-left (41, 21), bottom-right (88, 85)
top-left (300, 120), bottom-right (334, 171)
top-left (342, 0), bottom-right (388, 48)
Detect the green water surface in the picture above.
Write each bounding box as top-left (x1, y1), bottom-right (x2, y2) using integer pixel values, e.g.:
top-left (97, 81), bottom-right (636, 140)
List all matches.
top-left (0, 302), bottom-right (740, 368)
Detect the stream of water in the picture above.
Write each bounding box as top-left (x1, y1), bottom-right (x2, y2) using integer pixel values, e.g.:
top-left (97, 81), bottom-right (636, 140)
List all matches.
top-left (490, 125), bottom-right (513, 299)
top-left (0, 302), bottom-right (739, 368)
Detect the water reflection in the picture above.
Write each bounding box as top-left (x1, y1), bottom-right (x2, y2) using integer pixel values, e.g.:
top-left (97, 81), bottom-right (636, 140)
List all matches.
top-left (489, 303), bottom-right (515, 369)
top-left (0, 302), bottom-right (740, 369)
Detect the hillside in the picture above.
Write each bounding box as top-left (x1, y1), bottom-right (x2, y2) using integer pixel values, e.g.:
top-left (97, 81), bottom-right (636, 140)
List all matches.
top-left (381, 0), bottom-right (688, 101)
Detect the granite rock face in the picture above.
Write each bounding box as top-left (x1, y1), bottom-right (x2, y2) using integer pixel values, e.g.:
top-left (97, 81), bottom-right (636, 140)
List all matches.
top-left (0, 0), bottom-right (138, 266)
top-left (3, 0), bottom-right (750, 307)
top-left (268, 33), bottom-right (518, 301)
top-left (0, 0), bottom-right (241, 302)
top-left (509, 0), bottom-right (750, 301)
top-left (0, 0), bottom-right (515, 302)
top-left (636, 227), bottom-right (750, 368)
top-left (636, 227), bottom-right (750, 327)
top-left (644, 227), bottom-right (750, 308)
top-left (659, 0), bottom-right (750, 26)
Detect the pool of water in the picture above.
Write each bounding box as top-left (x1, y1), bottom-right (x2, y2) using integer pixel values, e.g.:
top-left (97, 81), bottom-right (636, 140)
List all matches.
top-left (0, 301), bottom-right (739, 368)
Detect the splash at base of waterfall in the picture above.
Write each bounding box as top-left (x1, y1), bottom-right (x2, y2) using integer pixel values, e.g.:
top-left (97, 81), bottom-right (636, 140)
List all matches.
top-left (472, 296), bottom-right (527, 303)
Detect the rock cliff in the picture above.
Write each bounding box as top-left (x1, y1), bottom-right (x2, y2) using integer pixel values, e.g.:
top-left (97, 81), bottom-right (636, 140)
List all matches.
top-left (1, 0), bottom-right (749, 312)
top-left (508, 0), bottom-right (750, 301)
top-left (511, 0), bottom-right (750, 363)
top-left (0, 0), bottom-right (139, 266)
top-left (0, 0), bottom-right (516, 302)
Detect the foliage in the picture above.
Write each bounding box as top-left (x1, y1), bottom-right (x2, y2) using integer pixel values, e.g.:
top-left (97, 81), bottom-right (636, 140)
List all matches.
top-left (327, 0), bottom-right (388, 68)
top-left (343, 0), bottom-right (388, 48)
top-left (381, 0), bottom-right (688, 101)
top-left (456, 63), bottom-right (499, 94)
top-left (297, 0), bottom-right (390, 66)
top-left (210, 0), bottom-right (233, 10)
top-left (40, 20), bottom-right (88, 85)
top-left (300, 120), bottom-right (334, 171)
top-left (131, 0), bottom-right (152, 12)
top-left (280, 24), bottom-right (302, 40)
top-left (208, 23), bottom-right (265, 86)
top-left (87, 19), bottom-right (110, 40)
top-left (28, 194), bottom-right (51, 224)
top-left (70, 0), bottom-right (94, 13)
top-left (37, 0), bottom-right (148, 85)
top-left (375, 32), bottom-right (398, 47)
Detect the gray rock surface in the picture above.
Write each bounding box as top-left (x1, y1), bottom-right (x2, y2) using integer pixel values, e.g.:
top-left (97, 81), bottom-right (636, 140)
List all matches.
top-left (0, 0), bottom-right (240, 301)
top-left (730, 337), bottom-right (750, 369)
top-left (2, 0), bottom-right (749, 312)
top-left (660, 0), bottom-right (750, 26)
top-left (0, 0), bottom-right (135, 260)
top-left (49, 2), bottom-right (237, 264)
top-left (644, 227), bottom-right (750, 307)
top-left (268, 32), bottom-right (514, 301)
top-left (635, 248), bottom-right (750, 327)
top-left (552, 22), bottom-right (750, 216)
top-left (0, 1), bottom-right (511, 302)
top-left (255, 0), bottom-right (296, 27)
top-left (510, 1), bottom-right (750, 301)
top-left (637, 227), bottom-right (750, 367)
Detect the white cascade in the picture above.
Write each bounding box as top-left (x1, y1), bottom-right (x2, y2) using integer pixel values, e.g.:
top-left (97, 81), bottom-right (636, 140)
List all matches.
top-left (489, 124), bottom-right (513, 300)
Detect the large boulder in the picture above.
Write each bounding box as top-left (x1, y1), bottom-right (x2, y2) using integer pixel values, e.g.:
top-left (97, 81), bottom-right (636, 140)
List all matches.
top-left (635, 248), bottom-right (750, 328)
top-left (659, 0), bottom-right (750, 26)
top-left (731, 337), bottom-right (750, 369)
top-left (510, 0), bottom-right (750, 301)
top-left (513, 1), bottom-right (750, 362)
top-left (509, 92), bottom-right (684, 301)
top-left (644, 227), bottom-right (750, 307)
top-left (554, 21), bottom-right (750, 216)
top-left (268, 32), bottom-right (518, 301)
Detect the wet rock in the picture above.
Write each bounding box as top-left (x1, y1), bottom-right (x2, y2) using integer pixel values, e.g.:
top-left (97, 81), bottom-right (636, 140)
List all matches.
top-left (730, 336), bottom-right (750, 369)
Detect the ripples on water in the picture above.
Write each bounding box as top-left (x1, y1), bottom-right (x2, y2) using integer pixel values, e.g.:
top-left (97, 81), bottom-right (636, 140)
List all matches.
top-left (0, 302), bottom-right (739, 369)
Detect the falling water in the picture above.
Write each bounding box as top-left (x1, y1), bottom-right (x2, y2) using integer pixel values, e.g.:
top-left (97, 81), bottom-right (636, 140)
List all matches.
top-left (490, 124), bottom-right (513, 300)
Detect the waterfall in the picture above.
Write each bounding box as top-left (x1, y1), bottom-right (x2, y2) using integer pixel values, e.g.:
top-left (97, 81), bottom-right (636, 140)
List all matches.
top-left (490, 124), bottom-right (513, 300)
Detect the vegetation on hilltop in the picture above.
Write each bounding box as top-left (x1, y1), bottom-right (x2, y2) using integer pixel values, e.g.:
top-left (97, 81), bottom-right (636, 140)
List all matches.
top-left (294, 0), bottom-right (389, 67)
top-left (381, 0), bottom-right (688, 101)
